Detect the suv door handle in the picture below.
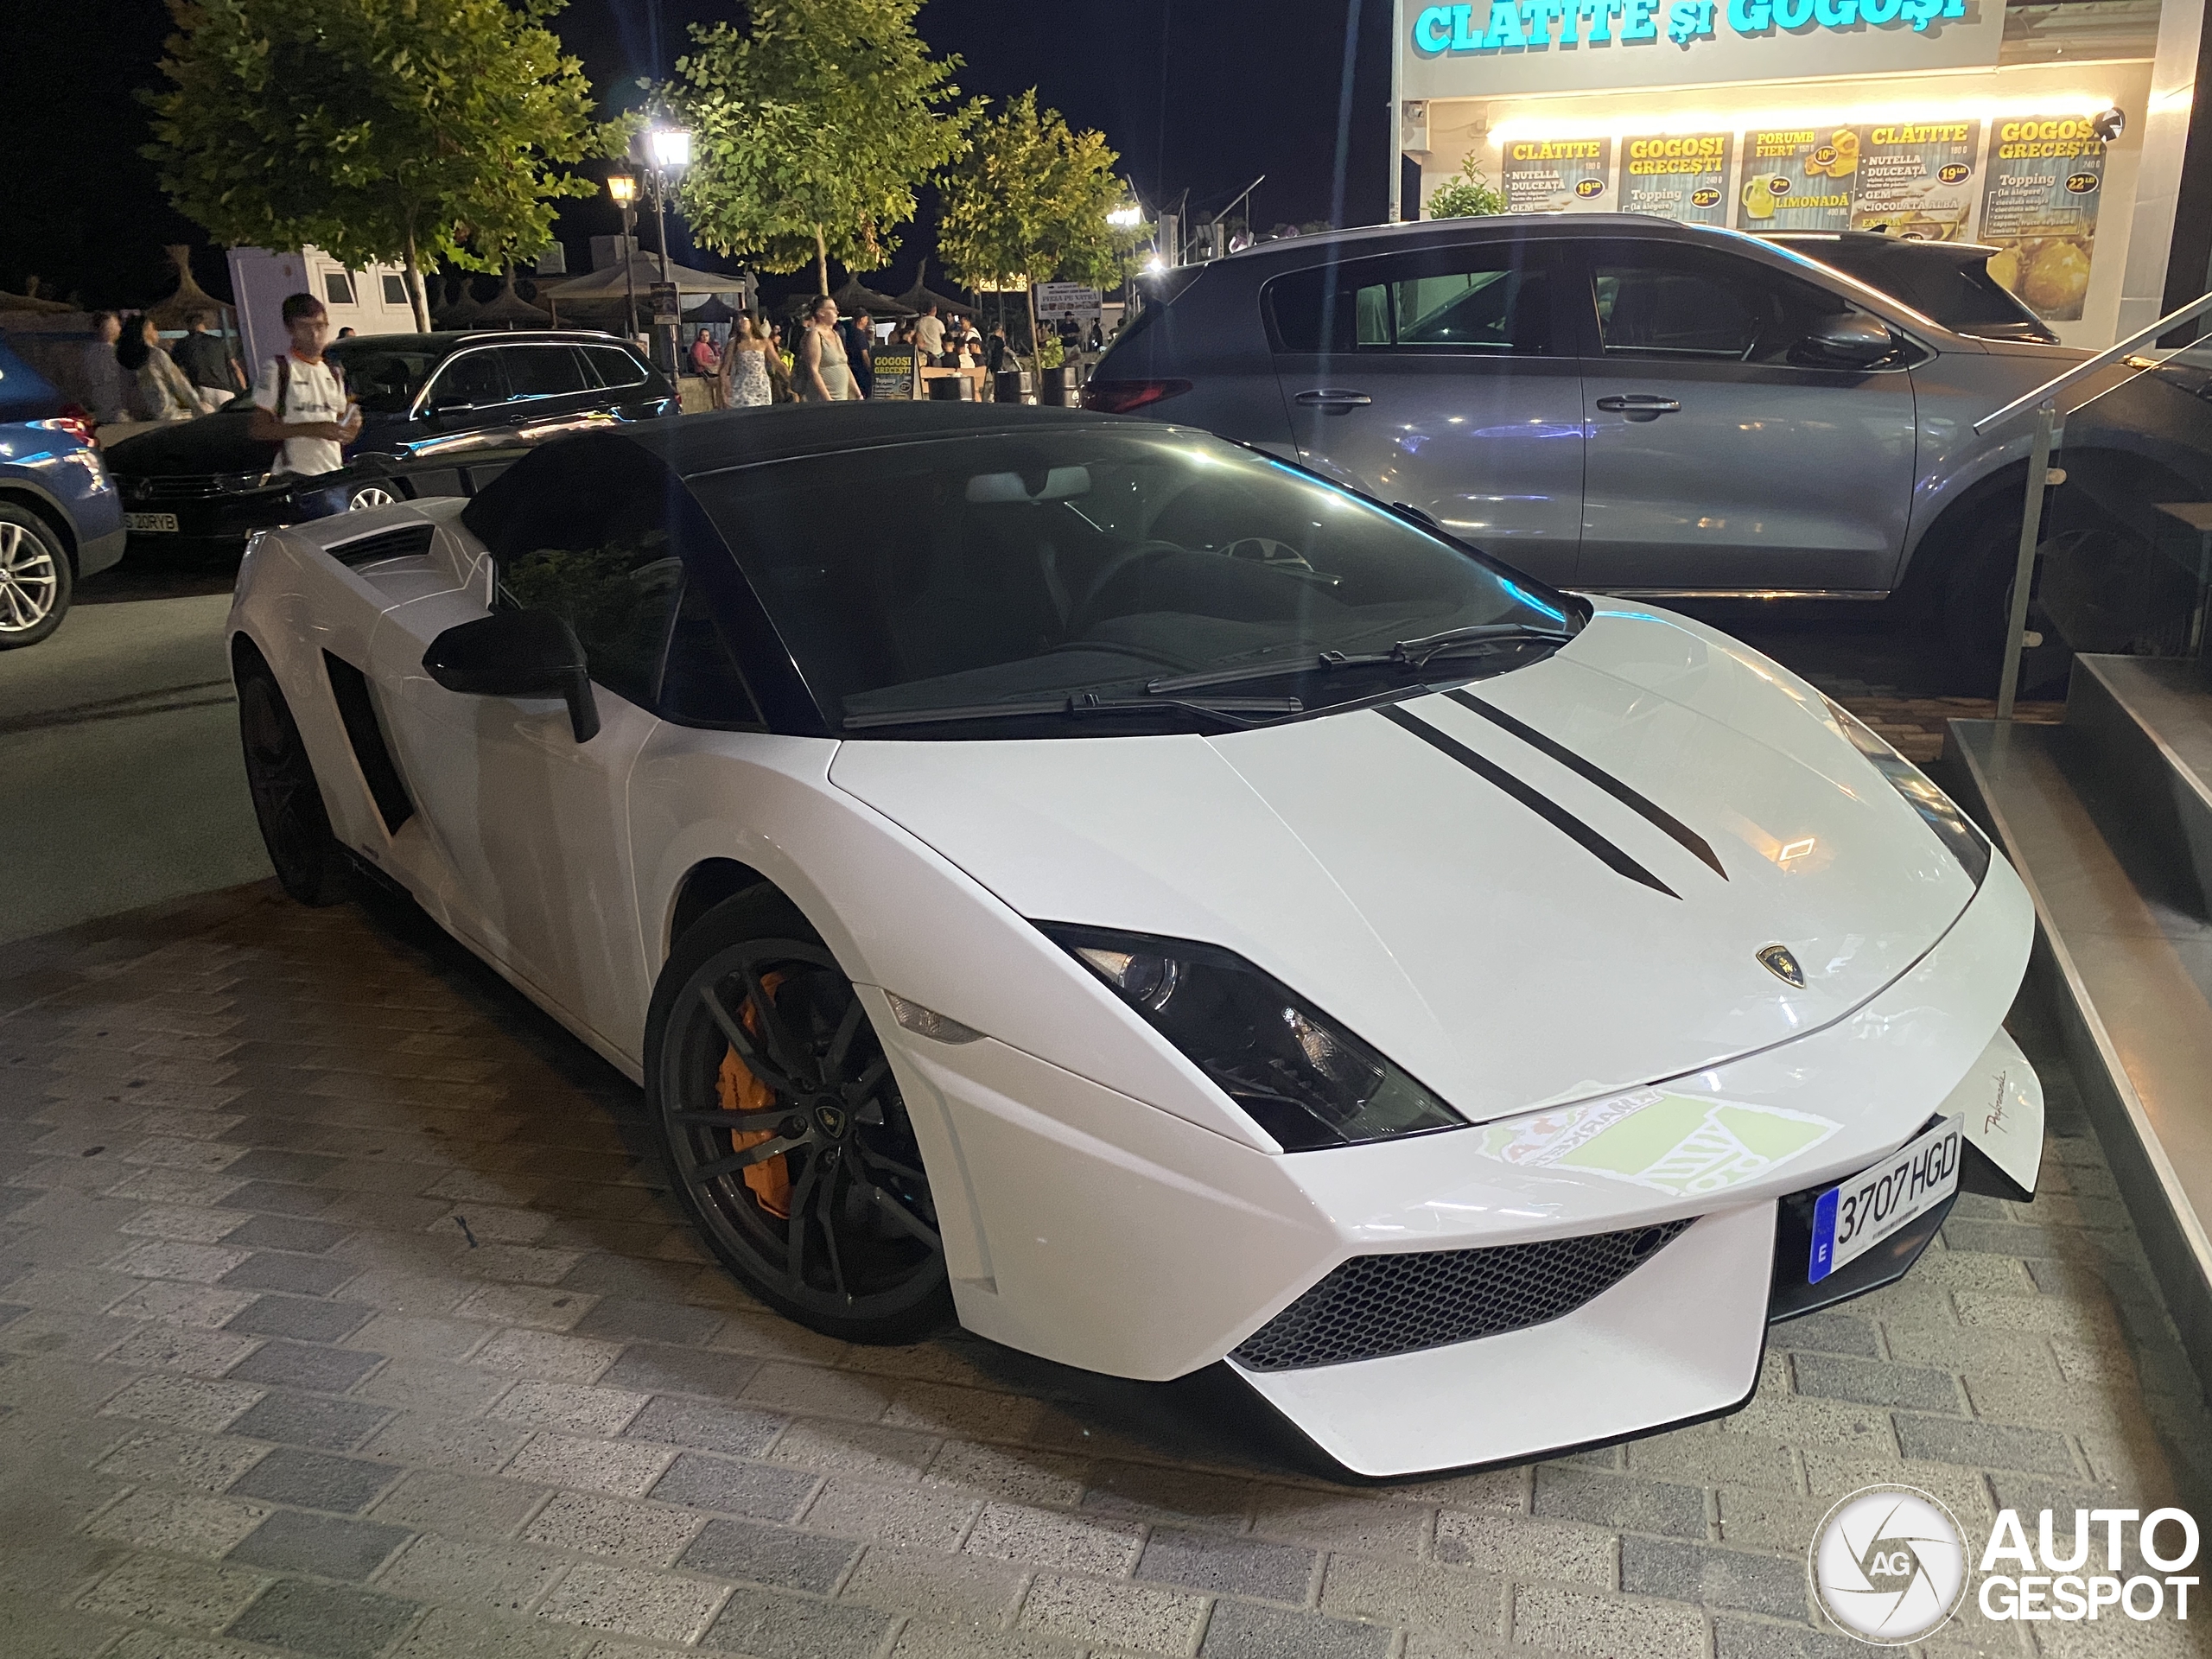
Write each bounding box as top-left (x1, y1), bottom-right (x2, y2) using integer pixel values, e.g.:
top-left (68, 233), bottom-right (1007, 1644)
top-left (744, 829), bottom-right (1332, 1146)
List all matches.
top-left (1294, 389), bottom-right (1374, 410)
top-left (1595, 396), bottom-right (1682, 417)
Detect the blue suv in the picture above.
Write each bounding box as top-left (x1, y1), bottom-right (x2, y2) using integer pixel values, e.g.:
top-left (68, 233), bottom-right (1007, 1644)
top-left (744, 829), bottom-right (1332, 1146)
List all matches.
top-left (0, 337), bottom-right (124, 648)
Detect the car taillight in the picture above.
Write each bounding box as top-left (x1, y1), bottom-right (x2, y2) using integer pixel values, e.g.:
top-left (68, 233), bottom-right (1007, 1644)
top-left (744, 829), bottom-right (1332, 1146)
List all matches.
top-left (48, 407), bottom-right (95, 446)
top-left (1081, 378), bottom-right (1192, 414)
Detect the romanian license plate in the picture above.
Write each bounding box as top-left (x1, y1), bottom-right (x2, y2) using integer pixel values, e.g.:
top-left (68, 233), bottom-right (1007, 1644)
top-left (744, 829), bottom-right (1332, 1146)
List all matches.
top-left (1809, 1116), bottom-right (1962, 1283)
top-left (123, 512), bottom-right (179, 533)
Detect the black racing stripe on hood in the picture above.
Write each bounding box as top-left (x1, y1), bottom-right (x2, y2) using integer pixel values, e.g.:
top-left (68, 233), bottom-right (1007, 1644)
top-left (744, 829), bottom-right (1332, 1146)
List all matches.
top-left (1376, 706), bottom-right (1681, 899)
top-left (1445, 689), bottom-right (1727, 880)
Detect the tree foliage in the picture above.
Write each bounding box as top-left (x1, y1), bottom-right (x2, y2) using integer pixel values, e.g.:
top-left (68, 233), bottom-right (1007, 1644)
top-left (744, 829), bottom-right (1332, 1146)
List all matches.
top-left (144, 0), bottom-right (619, 328)
top-left (671, 0), bottom-right (975, 295)
top-left (938, 90), bottom-right (1131, 303)
top-left (1426, 154), bottom-right (1507, 219)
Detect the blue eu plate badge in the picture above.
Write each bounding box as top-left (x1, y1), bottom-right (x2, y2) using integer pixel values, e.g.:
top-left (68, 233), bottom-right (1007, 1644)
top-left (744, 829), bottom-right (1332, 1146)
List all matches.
top-left (1810, 1116), bottom-right (1962, 1284)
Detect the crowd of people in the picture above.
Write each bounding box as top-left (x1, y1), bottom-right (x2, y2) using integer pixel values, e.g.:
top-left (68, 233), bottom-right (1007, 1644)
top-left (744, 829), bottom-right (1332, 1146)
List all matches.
top-left (80, 307), bottom-right (246, 426)
top-left (685, 296), bottom-right (1071, 408)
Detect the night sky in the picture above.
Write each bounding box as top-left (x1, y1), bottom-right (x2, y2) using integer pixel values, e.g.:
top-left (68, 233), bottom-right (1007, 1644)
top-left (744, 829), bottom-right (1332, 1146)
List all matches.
top-left (0, 0), bottom-right (1392, 310)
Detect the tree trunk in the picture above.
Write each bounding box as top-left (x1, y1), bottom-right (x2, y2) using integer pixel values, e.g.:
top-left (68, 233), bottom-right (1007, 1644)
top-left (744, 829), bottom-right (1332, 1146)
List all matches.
top-left (1026, 270), bottom-right (1041, 361)
top-left (404, 226), bottom-right (430, 334)
top-left (815, 227), bottom-right (830, 298)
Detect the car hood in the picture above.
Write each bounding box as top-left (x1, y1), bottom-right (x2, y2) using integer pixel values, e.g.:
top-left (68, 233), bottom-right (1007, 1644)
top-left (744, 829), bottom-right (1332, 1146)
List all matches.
top-left (105, 410), bottom-right (271, 476)
top-left (827, 603), bottom-right (1980, 1125)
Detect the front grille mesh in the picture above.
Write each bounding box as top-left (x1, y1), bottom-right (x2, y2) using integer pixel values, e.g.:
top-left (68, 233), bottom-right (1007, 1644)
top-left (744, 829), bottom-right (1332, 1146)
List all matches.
top-left (1230, 1218), bottom-right (1697, 1372)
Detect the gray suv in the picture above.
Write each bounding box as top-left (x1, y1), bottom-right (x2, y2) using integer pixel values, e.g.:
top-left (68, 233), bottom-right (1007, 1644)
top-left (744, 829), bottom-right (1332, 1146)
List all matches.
top-left (1087, 216), bottom-right (2212, 669)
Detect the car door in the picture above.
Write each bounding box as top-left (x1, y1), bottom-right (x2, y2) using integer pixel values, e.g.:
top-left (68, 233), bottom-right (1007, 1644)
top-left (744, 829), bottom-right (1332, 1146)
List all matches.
top-left (1268, 237), bottom-right (1586, 587)
top-left (403, 346), bottom-right (518, 459)
top-left (1572, 238), bottom-right (1917, 595)
top-left (367, 457), bottom-right (687, 1058)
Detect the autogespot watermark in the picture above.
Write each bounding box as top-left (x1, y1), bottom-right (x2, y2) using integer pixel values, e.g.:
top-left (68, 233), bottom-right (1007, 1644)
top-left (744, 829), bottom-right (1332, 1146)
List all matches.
top-left (1808, 1486), bottom-right (2201, 1644)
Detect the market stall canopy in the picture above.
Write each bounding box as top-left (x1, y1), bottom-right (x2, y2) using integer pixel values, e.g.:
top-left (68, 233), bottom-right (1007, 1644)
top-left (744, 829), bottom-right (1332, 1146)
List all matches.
top-left (474, 271), bottom-right (550, 327)
top-left (689, 295), bottom-right (741, 324)
top-left (901, 265), bottom-right (974, 318)
top-left (538, 257), bottom-right (752, 303)
top-left (143, 245), bottom-right (237, 330)
top-left (830, 278), bottom-right (913, 318)
top-left (435, 279), bottom-right (486, 328)
top-left (0, 282), bottom-right (74, 316)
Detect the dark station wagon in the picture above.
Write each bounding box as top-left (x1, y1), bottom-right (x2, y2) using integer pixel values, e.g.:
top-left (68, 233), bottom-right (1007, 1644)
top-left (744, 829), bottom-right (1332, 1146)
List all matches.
top-left (106, 330), bottom-right (677, 553)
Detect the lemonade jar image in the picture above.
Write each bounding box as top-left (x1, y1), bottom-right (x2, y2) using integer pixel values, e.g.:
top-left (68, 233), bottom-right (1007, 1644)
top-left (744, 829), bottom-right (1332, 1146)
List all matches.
top-left (1742, 176), bottom-right (1778, 219)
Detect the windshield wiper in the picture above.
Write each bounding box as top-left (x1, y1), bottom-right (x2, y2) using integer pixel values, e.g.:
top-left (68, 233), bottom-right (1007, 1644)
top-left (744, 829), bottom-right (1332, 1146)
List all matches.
top-left (1146, 623), bottom-right (1575, 696)
top-left (842, 691), bottom-right (1303, 733)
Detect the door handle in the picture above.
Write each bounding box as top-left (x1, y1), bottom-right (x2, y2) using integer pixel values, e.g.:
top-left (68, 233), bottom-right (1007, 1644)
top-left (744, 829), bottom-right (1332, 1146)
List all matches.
top-left (1595, 396), bottom-right (1682, 418)
top-left (1294, 389), bottom-right (1374, 410)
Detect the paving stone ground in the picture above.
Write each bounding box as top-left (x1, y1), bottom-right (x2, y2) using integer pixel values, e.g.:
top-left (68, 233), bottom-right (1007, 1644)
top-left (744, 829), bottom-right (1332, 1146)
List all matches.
top-left (2, 884), bottom-right (2209, 1659)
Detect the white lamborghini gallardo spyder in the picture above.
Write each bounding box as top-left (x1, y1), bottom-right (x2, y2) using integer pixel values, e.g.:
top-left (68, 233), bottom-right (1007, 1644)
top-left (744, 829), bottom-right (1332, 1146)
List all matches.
top-left (228, 404), bottom-right (2044, 1477)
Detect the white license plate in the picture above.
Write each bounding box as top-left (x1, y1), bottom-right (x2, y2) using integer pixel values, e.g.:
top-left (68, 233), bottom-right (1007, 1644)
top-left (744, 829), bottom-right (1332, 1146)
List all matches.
top-left (1810, 1116), bottom-right (1962, 1283)
top-left (123, 512), bottom-right (179, 533)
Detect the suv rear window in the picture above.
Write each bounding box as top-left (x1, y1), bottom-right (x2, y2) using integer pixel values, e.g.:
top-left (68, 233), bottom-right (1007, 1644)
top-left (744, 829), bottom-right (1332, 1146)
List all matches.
top-left (1777, 239), bottom-right (2056, 341)
top-left (582, 345), bottom-right (651, 390)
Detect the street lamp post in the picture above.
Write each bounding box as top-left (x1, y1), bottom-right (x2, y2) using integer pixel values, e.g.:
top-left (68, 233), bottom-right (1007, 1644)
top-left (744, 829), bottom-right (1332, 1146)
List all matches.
top-left (632, 124), bottom-right (693, 378)
top-left (607, 172), bottom-right (640, 346)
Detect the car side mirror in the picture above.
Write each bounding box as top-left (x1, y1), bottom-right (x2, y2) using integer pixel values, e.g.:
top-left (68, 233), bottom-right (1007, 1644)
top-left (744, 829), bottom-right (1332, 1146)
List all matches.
top-left (1796, 314), bottom-right (1897, 369)
top-left (422, 609), bottom-right (601, 742)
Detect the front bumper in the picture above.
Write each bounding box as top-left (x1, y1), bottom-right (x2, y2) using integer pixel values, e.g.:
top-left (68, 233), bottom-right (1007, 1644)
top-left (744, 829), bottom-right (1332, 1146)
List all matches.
top-left (879, 843), bottom-right (2037, 1477)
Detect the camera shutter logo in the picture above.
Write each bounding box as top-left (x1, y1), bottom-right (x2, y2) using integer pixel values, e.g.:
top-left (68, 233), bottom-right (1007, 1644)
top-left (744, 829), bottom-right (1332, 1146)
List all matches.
top-left (1810, 1485), bottom-right (1969, 1643)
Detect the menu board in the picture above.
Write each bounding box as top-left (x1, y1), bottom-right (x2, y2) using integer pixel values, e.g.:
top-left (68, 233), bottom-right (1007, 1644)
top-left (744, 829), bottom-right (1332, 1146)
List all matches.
top-left (1622, 134), bottom-right (1733, 226)
top-left (1736, 129), bottom-right (1856, 232)
top-left (1979, 117), bottom-right (2107, 321)
top-left (1500, 137), bottom-right (1613, 213)
top-left (1850, 121), bottom-right (1982, 241)
top-left (870, 346), bottom-right (918, 400)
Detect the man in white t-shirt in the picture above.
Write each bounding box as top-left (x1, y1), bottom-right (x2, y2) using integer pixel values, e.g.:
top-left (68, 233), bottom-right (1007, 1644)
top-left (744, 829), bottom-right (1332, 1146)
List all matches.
top-left (914, 302), bottom-right (945, 365)
top-left (248, 293), bottom-right (360, 478)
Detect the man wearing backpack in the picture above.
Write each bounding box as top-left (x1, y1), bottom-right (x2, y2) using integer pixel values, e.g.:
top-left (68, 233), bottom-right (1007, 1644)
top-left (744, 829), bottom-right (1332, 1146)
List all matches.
top-left (247, 293), bottom-right (360, 478)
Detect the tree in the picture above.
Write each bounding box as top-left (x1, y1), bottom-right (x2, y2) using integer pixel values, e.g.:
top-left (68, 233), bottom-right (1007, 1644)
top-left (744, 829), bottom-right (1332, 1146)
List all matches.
top-left (671, 0), bottom-right (975, 296)
top-left (1426, 154), bottom-right (1507, 219)
top-left (144, 0), bottom-right (620, 331)
top-left (937, 91), bottom-right (1133, 352)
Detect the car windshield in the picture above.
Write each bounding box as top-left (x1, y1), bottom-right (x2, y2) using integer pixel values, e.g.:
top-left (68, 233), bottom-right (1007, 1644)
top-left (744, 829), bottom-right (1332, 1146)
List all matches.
top-left (330, 342), bottom-right (437, 413)
top-left (686, 428), bottom-right (1576, 734)
top-left (1782, 239), bottom-right (2055, 342)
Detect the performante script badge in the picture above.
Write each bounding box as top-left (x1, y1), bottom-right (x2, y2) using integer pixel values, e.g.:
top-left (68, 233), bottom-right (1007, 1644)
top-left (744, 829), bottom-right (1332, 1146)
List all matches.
top-left (1809, 1485), bottom-right (1968, 1643)
top-left (1759, 944), bottom-right (1808, 987)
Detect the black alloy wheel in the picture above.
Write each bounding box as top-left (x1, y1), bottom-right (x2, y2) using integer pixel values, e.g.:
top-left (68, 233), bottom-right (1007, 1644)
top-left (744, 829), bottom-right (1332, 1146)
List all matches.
top-left (235, 652), bottom-right (350, 906)
top-left (648, 887), bottom-right (951, 1344)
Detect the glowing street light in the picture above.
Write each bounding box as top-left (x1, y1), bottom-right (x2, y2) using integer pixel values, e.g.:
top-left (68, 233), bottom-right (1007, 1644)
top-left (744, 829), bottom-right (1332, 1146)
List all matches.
top-left (607, 172), bottom-right (639, 207)
top-left (1107, 207), bottom-right (1143, 228)
top-left (646, 126), bottom-right (693, 172)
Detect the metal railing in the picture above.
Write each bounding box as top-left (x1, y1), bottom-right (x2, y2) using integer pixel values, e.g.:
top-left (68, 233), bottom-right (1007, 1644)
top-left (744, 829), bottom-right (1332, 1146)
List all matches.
top-left (1972, 291), bottom-right (2212, 719)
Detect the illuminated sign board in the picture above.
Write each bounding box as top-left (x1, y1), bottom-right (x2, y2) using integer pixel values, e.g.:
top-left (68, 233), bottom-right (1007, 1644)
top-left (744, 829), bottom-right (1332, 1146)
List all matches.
top-left (1398, 0), bottom-right (2002, 97)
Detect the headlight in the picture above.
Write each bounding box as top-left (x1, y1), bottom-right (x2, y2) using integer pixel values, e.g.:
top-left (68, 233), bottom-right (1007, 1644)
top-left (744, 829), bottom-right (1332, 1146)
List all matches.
top-left (1826, 699), bottom-right (1990, 886)
top-left (1038, 924), bottom-right (1466, 1151)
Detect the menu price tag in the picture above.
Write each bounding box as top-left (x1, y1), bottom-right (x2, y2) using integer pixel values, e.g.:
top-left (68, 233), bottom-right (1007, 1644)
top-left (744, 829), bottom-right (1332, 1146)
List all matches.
top-left (1979, 117), bottom-right (2107, 321)
top-left (1501, 137), bottom-right (1613, 213)
top-left (1736, 128), bottom-right (1854, 231)
top-left (1851, 120), bottom-right (1981, 241)
top-left (1622, 133), bottom-right (1733, 226)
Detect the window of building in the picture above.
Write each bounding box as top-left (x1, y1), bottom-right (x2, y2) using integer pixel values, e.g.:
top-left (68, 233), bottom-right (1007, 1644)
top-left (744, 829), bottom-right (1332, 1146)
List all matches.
top-left (323, 270), bottom-right (357, 306)
top-left (381, 274), bottom-right (410, 308)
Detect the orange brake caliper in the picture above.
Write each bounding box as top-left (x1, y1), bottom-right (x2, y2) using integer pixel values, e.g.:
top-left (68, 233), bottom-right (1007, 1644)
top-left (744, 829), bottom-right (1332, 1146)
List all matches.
top-left (717, 970), bottom-right (794, 1219)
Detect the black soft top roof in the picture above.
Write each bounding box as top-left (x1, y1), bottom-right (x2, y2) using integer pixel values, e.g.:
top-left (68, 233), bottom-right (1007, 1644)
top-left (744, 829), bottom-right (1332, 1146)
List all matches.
top-left (461, 404), bottom-right (1141, 543)
top-left (611, 402), bottom-right (1133, 480)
